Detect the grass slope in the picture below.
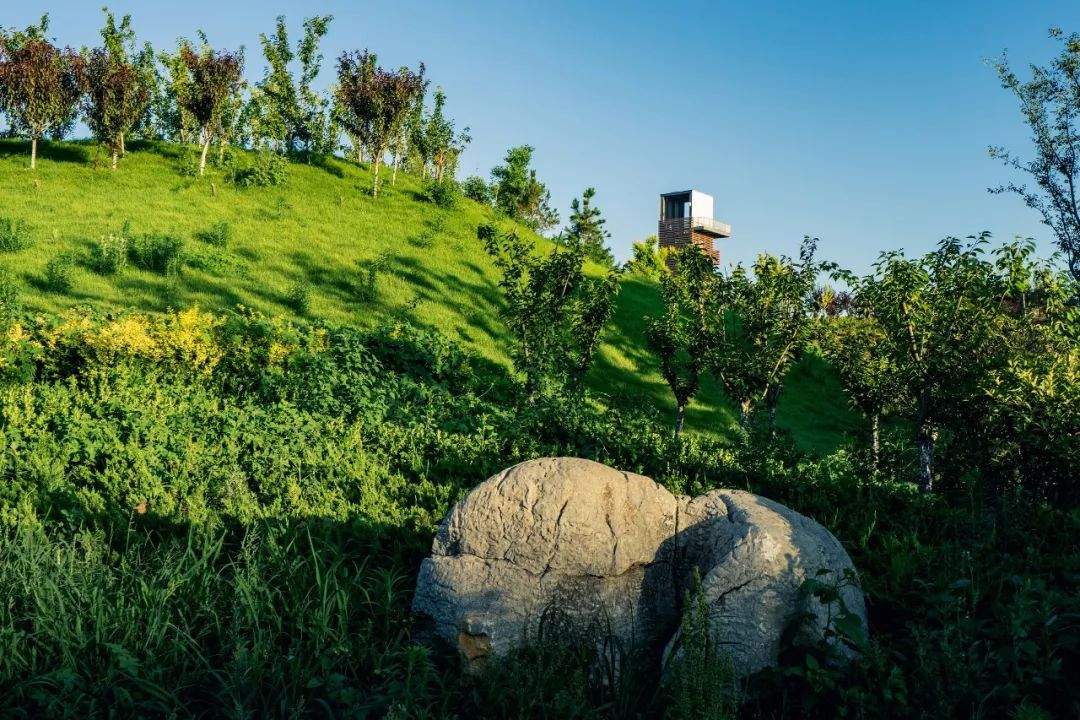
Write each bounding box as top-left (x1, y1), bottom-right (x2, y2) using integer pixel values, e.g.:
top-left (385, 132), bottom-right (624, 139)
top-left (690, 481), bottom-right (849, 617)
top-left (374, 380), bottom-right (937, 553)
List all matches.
top-left (0, 138), bottom-right (861, 452)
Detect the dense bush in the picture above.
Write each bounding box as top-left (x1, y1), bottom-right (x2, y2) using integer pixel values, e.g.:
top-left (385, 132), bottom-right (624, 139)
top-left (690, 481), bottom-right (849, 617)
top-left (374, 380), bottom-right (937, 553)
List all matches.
top-left (421, 178), bottom-right (460, 208)
top-left (0, 217), bottom-right (32, 252)
top-left (87, 233), bottom-right (129, 275)
top-left (128, 233), bottom-right (184, 276)
top-left (0, 307), bottom-right (1075, 718)
top-left (196, 220), bottom-right (232, 248)
top-left (43, 252), bottom-right (76, 292)
top-left (230, 149), bottom-right (290, 188)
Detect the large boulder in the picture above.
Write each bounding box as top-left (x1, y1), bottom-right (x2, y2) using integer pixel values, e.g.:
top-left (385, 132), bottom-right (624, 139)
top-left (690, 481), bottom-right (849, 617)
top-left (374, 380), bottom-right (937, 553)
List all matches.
top-left (411, 457), bottom-right (867, 678)
top-left (668, 489), bottom-right (868, 677)
top-left (411, 457), bottom-right (680, 671)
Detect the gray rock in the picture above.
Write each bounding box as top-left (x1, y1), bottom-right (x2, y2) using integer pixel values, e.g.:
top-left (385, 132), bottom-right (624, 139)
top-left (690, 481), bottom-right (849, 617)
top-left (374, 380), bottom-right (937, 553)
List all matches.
top-left (412, 457), bottom-right (680, 671)
top-left (667, 489), bottom-right (868, 677)
top-left (411, 458), bottom-right (867, 679)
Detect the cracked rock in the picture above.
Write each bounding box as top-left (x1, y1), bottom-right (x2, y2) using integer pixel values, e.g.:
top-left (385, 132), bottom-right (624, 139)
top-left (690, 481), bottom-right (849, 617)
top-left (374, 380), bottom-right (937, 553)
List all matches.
top-left (411, 457), bottom-right (867, 678)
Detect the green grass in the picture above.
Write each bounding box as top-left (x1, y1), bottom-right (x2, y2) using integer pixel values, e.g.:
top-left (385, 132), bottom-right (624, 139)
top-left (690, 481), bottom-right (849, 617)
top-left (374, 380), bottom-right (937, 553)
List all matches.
top-left (0, 137), bottom-right (861, 452)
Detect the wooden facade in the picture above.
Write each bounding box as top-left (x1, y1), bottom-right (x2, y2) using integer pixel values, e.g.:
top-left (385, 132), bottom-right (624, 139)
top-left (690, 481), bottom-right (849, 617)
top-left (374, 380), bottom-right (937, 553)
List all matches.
top-left (657, 190), bottom-right (732, 272)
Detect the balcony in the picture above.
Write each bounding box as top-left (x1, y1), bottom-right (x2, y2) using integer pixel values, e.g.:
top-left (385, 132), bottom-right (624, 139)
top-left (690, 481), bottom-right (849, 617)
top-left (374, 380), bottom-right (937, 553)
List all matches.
top-left (657, 216), bottom-right (732, 239)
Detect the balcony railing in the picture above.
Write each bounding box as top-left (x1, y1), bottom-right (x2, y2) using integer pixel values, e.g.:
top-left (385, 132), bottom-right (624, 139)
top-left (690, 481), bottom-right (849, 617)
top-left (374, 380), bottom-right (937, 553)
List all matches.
top-left (658, 217), bottom-right (732, 238)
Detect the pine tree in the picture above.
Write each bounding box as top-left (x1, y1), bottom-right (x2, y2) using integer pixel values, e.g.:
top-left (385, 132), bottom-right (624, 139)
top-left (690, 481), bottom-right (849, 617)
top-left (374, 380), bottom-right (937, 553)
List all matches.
top-left (563, 187), bottom-right (614, 268)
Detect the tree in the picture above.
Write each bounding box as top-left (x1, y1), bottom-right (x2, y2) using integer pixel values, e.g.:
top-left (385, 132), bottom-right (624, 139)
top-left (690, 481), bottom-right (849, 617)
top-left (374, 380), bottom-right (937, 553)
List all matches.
top-left (424, 87), bottom-right (470, 183)
top-left (176, 42), bottom-right (244, 176)
top-left (157, 39), bottom-right (197, 144)
top-left (247, 15), bottom-right (335, 155)
top-left (480, 223), bottom-right (619, 399)
top-left (712, 237), bottom-right (820, 434)
top-left (0, 32), bottom-right (82, 169)
top-left (388, 64), bottom-right (426, 185)
top-left (491, 145), bottom-right (559, 233)
top-left (98, 7), bottom-right (156, 149)
top-left (335, 51), bottom-right (421, 197)
top-left (990, 28), bottom-right (1080, 283)
top-left (645, 244), bottom-right (717, 438)
top-left (561, 187), bottom-right (614, 268)
top-left (623, 236), bottom-right (671, 280)
top-left (816, 315), bottom-right (904, 471)
top-left (853, 234), bottom-right (1001, 493)
top-left (81, 47), bottom-right (151, 168)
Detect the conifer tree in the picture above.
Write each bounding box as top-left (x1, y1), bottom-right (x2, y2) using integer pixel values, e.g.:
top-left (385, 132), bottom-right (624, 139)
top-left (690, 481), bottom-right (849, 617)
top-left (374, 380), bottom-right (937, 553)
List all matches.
top-left (562, 187), bottom-right (614, 268)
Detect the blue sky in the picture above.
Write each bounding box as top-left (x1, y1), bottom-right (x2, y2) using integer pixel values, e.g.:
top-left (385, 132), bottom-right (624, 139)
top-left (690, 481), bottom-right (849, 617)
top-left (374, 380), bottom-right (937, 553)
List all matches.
top-left (9, 1), bottom-right (1080, 272)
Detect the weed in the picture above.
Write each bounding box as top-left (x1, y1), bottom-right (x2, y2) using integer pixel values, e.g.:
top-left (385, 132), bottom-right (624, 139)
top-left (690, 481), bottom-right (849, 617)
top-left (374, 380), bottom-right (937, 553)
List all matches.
top-left (88, 234), bottom-right (129, 275)
top-left (44, 252), bottom-right (77, 293)
top-left (198, 221), bottom-right (232, 248)
top-left (0, 217), bottom-right (32, 252)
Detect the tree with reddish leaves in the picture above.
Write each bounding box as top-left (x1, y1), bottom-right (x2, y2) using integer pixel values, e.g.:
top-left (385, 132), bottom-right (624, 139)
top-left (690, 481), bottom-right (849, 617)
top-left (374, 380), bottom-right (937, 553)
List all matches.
top-left (0, 36), bottom-right (82, 169)
top-left (81, 48), bottom-right (152, 169)
top-left (176, 43), bottom-right (243, 176)
top-left (335, 51), bottom-right (423, 197)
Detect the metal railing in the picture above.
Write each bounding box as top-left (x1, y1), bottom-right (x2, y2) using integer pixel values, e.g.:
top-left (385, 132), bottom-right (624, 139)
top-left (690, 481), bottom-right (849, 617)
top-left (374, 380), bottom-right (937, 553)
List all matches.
top-left (658, 217), bottom-right (731, 237)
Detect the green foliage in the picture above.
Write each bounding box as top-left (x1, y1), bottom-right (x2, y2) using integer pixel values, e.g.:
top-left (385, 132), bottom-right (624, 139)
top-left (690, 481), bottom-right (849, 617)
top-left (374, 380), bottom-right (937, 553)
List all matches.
top-left (176, 40), bottom-right (244, 175)
top-left (80, 47), bottom-right (152, 168)
top-left (0, 216), bottom-right (32, 252)
top-left (421, 178), bottom-right (460, 208)
top-left (0, 266), bottom-right (20, 322)
top-left (88, 232), bottom-right (129, 275)
top-left (197, 220), bottom-right (232, 248)
top-left (461, 174), bottom-right (490, 204)
top-left (354, 252), bottom-right (391, 302)
top-left (561, 187), bottom-right (614, 268)
top-left (43, 251), bottom-right (76, 292)
top-left (229, 148), bottom-right (290, 187)
top-left (481, 223), bottom-right (619, 397)
top-left (128, 233), bottom-right (184, 276)
top-left (991, 29), bottom-right (1080, 282)
top-left (286, 280), bottom-right (312, 314)
top-left (246, 15), bottom-right (336, 155)
top-left (645, 244), bottom-right (716, 437)
top-left (624, 235), bottom-right (671, 280)
top-left (490, 145), bottom-right (559, 233)
top-left (665, 571), bottom-right (738, 720)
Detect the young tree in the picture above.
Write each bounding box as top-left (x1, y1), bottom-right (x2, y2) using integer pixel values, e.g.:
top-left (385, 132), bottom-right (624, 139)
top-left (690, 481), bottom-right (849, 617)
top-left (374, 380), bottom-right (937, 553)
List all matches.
top-left (990, 28), bottom-right (1080, 283)
top-left (623, 236), bottom-right (672, 280)
top-left (247, 15), bottom-right (335, 155)
top-left (817, 315), bottom-right (904, 470)
top-left (853, 234), bottom-right (1001, 493)
top-left (388, 64), bottom-right (426, 185)
top-left (713, 237), bottom-right (820, 433)
top-left (157, 40), bottom-right (197, 144)
top-left (491, 145), bottom-right (559, 233)
top-left (645, 244), bottom-right (717, 438)
top-left (97, 7), bottom-right (156, 150)
top-left (424, 87), bottom-right (470, 183)
top-left (177, 42), bottom-right (244, 176)
top-left (561, 187), bottom-right (615, 268)
top-left (81, 47), bottom-right (151, 168)
top-left (335, 51), bottom-right (420, 197)
top-left (480, 223), bottom-right (619, 399)
top-left (0, 34), bottom-right (82, 169)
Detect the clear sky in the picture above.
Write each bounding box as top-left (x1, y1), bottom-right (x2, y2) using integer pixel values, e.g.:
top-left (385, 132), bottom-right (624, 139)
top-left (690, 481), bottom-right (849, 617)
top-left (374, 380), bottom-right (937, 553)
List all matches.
top-left (8, 1), bottom-right (1080, 272)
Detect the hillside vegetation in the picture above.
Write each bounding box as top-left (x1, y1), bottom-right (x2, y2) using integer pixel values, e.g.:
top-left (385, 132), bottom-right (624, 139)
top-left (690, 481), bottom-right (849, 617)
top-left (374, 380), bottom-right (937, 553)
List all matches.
top-left (0, 138), bottom-right (861, 451)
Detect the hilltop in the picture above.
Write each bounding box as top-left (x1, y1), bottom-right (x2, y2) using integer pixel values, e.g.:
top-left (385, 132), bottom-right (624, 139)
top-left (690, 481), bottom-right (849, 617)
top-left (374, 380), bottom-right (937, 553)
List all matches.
top-left (0, 138), bottom-right (860, 451)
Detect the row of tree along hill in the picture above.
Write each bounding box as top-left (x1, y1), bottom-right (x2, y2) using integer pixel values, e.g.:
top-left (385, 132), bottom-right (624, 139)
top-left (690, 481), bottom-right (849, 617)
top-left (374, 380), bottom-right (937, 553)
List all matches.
top-left (0, 11), bottom-right (467, 194)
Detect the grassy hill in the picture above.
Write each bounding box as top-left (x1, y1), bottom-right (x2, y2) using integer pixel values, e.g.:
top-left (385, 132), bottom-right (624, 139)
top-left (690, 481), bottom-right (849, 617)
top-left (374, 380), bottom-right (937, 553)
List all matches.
top-left (0, 138), bottom-right (861, 452)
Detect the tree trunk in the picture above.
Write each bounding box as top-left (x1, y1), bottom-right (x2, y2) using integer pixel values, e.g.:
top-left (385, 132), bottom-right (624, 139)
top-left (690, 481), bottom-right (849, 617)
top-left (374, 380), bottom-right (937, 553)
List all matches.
top-left (871, 414), bottom-right (881, 472)
top-left (917, 425), bottom-right (936, 494)
top-left (218, 141), bottom-right (225, 164)
top-left (765, 384), bottom-right (781, 436)
top-left (199, 136), bottom-right (211, 176)
top-left (31, 135), bottom-right (37, 170)
top-left (674, 403), bottom-right (686, 440)
top-left (120, 133), bottom-right (126, 156)
top-left (740, 399), bottom-right (753, 429)
top-left (112, 151), bottom-right (118, 170)
top-left (392, 151), bottom-right (399, 186)
top-left (372, 156), bottom-right (381, 198)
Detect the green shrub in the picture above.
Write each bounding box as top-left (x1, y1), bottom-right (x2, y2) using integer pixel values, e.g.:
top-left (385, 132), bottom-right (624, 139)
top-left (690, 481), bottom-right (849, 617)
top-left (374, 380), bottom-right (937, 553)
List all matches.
top-left (44, 252), bottom-right (77, 293)
top-left (231, 150), bottom-right (290, 188)
top-left (129, 234), bottom-right (184, 276)
top-left (186, 248), bottom-right (249, 277)
top-left (286, 281), bottom-right (312, 314)
top-left (197, 221), bottom-right (232, 248)
top-left (88, 234), bottom-right (129, 275)
top-left (354, 253), bottom-right (391, 302)
top-left (0, 267), bottom-right (20, 322)
top-left (0, 217), bottom-right (32, 252)
top-left (421, 179), bottom-right (460, 209)
top-left (461, 175), bottom-right (491, 204)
